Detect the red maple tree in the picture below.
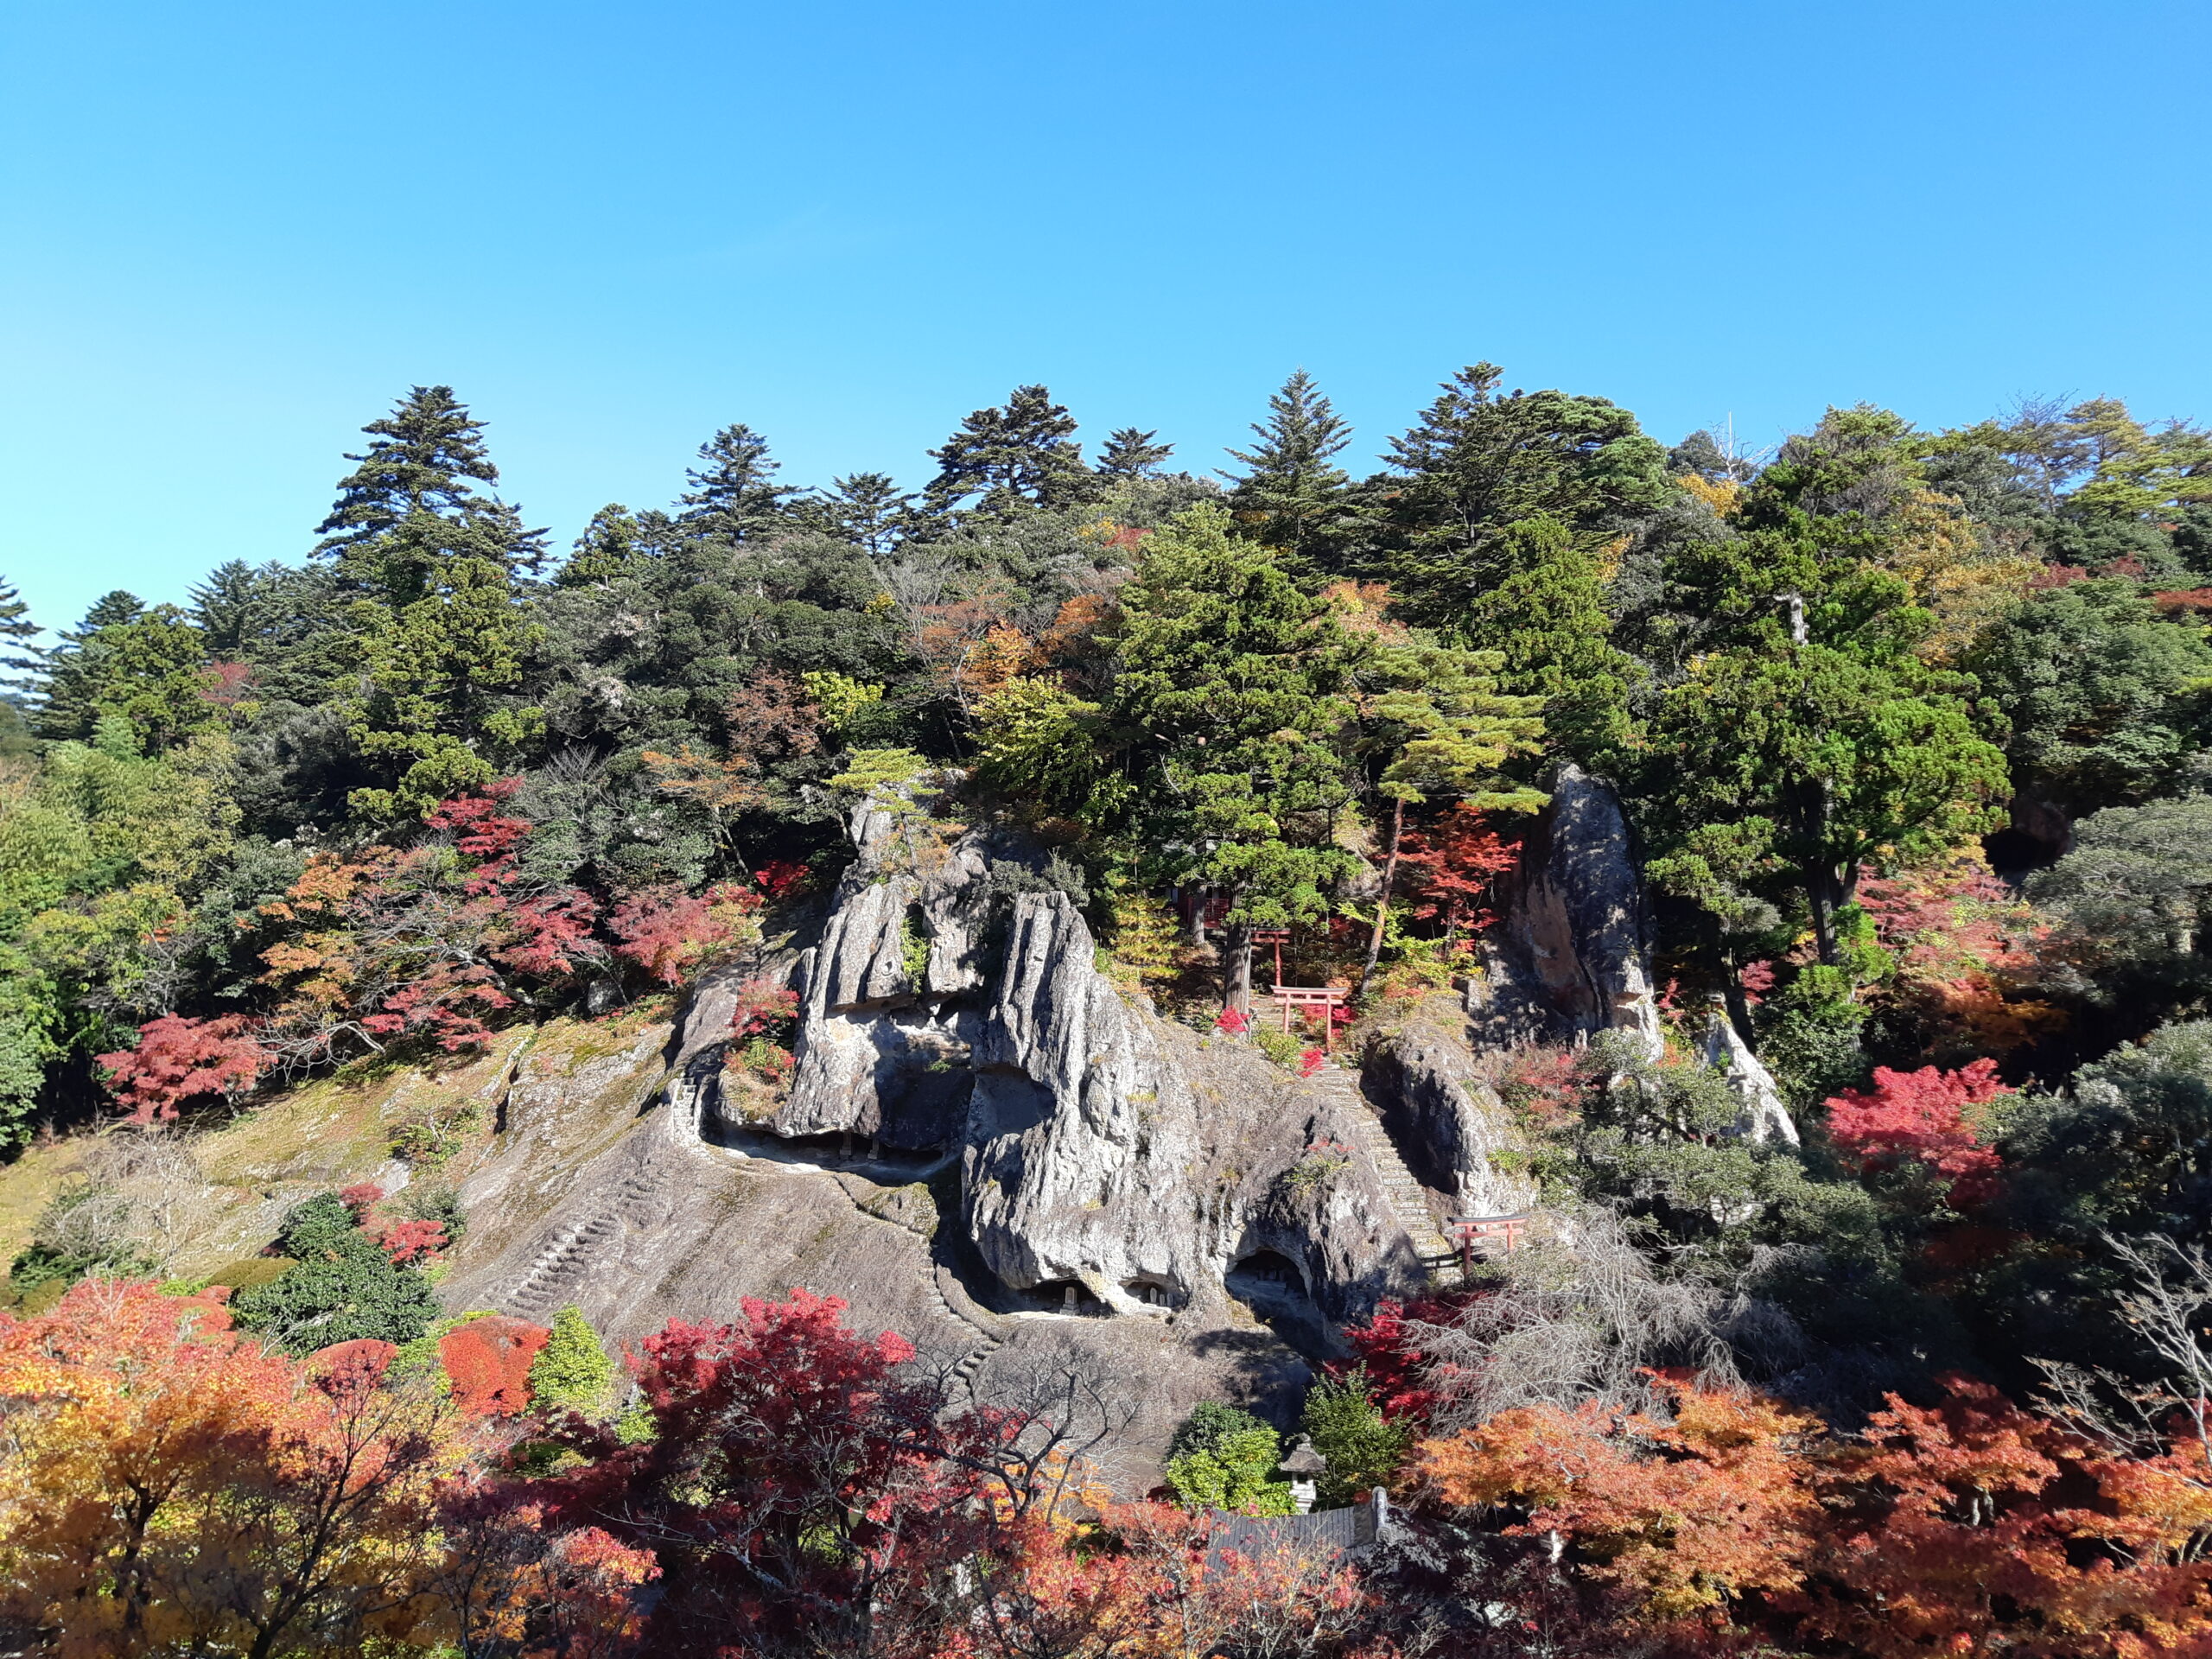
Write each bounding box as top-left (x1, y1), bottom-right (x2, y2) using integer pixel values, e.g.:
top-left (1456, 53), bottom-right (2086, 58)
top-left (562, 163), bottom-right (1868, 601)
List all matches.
top-left (97, 1014), bottom-right (275, 1125)
top-left (1825, 1058), bottom-right (2010, 1207)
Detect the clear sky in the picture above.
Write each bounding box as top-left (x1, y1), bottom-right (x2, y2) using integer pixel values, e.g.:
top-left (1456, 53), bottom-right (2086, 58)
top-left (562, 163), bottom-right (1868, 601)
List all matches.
top-left (3, 1), bottom-right (2207, 636)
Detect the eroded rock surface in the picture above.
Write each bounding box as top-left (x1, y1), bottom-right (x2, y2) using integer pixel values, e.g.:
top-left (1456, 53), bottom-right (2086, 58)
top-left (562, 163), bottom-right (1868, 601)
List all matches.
top-left (1363, 1001), bottom-right (1539, 1216)
top-left (1470, 762), bottom-right (1664, 1060)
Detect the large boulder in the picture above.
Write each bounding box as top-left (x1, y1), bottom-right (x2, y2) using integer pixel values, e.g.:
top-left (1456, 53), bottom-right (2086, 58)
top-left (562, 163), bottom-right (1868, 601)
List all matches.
top-left (1468, 762), bottom-right (1664, 1060)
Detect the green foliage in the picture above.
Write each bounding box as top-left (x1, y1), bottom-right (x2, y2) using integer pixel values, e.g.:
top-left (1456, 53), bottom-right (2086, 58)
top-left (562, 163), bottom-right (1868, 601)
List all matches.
top-left (922, 385), bottom-right (1098, 523)
top-left (230, 1192), bottom-right (439, 1351)
top-left (1453, 514), bottom-right (1640, 763)
top-left (315, 388), bottom-right (547, 821)
top-left (1300, 1368), bottom-right (1413, 1505)
top-left (1363, 362), bottom-right (1671, 628)
top-left (1985, 1020), bottom-right (2212, 1376)
top-left (1970, 579), bottom-right (2212, 811)
top-left (678, 423), bottom-right (800, 544)
top-left (1222, 369), bottom-right (1354, 561)
top-left (803, 671), bottom-right (886, 738)
top-left (1636, 411), bottom-right (2009, 966)
top-left (2030, 794), bottom-right (2212, 1013)
top-left (529, 1303), bottom-right (616, 1415)
top-left (1105, 505), bottom-right (1359, 947)
top-left (899, 910), bottom-right (931, 985)
top-left (1164, 1402), bottom-right (1294, 1516)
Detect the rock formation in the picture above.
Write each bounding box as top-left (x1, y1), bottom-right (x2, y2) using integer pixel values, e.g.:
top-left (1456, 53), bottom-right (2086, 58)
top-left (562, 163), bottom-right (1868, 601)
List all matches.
top-left (1468, 762), bottom-right (1665, 1060)
top-left (1701, 1011), bottom-right (1801, 1145)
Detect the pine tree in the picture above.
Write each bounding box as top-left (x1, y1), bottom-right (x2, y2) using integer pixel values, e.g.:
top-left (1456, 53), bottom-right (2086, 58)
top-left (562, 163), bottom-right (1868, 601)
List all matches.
top-left (312, 391), bottom-right (544, 821)
top-left (0, 575), bottom-right (43, 696)
top-left (1638, 417), bottom-right (2009, 968)
top-left (315, 385), bottom-right (499, 566)
top-left (1221, 369), bottom-right (1353, 560)
top-left (797, 471), bottom-right (915, 555)
top-left (1106, 504), bottom-right (1361, 1008)
top-left (1374, 363), bottom-right (1671, 628)
top-left (922, 385), bottom-right (1096, 522)
top-left (1350, 617), bottom-right (1546, 986)
top-left (1458, 514), bottom-right (1641, 763)
top-left (556, 505), bottom-right (649, 588)
top-left (1096, 426), bottom-right (1175, 480)
top-left (188, 560), bottom-right (267, 655)
top-left (677, 423), bottom-right (799, 543)
top-left (32, 590), bottom-right (145, 739)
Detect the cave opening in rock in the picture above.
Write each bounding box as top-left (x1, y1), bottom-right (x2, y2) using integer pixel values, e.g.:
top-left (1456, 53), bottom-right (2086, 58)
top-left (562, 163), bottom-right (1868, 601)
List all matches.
top-left (1122, 1275), bottom-right (1177, 1309)
top-left (1028, 1278), bottom-right (1106, 1316)
top-left (1224, 1249), bottom-right (1329, 1356)
top-left (1226, 1250), bottom-right (1305, 1294)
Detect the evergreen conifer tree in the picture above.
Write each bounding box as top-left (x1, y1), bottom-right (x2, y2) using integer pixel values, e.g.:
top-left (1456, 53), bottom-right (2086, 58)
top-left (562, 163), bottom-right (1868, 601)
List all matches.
top-left (1221, 369), bottom-right (1353, 560)
top-left (1637, 415), bottom-right (2009, 969)
top-left (187, 561), bottom-right (267, 656)
top-left (529, 1304), bottom-right (616, 1414)
top-left (311, 390), bottom-right (544, 820)
top-left (1350, 618), bottom-right (1545, 986)
top-left (0, 576), bottom-right (43, 696)
top-left (798, 471), bottom-right (915, 555)
top-left (315, 385), bottom-right (500, 569)
top-left (32, 591), bottom-right (145, 739)
top-left (1097, 427), bottom-right (1175, 480)
top-left (556, 505), bottom-right (650, 588)
top-left (677, 423), bottom-right (799, 544)
top-left (1106, 504), bottom-right (1360, 1007)
top-left (1373, 363), bottom-right (1671, 628)
top-left (1458, 514), bottom-right (1641, 763)
top-left (922, 385), bottom-right (1096, 522)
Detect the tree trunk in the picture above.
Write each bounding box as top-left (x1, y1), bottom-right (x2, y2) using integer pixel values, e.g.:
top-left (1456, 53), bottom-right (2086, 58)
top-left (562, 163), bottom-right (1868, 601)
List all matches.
top-left (1359, 798), bottom-right (1406, 994)
top-left (1223, 920), bottom-right (1255, 1014)
top-left (1806, 863), bottom-right (1839, 966)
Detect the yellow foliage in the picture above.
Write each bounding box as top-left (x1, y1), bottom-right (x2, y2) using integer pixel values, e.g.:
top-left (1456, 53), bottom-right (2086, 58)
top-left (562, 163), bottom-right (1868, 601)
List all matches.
top-left (1679, 473), bottom-right (1741, 518)
top-left (1885, 487), bottom-right (2039, 662)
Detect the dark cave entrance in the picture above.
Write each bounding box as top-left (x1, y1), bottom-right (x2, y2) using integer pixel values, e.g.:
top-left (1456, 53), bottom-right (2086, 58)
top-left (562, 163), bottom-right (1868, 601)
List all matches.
top-left (1224, 1249), bottom-right (1328, 1355)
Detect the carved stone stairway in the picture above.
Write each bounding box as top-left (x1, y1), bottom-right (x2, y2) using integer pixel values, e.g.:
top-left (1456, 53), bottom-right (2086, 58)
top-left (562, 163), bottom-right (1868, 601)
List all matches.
top-left (1309, 1066), bottom-right (1459, 1283)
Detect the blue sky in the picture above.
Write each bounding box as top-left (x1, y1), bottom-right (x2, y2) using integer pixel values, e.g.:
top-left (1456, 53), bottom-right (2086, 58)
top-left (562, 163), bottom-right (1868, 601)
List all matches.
top-left (3, 1), bottom-right (2207, 635)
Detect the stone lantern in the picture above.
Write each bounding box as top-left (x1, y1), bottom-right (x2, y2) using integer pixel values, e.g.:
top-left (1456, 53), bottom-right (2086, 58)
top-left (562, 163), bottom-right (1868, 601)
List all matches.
top-left (1278, 1434), bottom-right (1327, 1515)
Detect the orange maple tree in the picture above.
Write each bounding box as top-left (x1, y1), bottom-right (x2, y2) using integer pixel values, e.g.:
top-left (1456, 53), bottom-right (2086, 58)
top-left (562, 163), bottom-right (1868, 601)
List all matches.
top-left (1413, 1372), bottom-right (2212, 1656)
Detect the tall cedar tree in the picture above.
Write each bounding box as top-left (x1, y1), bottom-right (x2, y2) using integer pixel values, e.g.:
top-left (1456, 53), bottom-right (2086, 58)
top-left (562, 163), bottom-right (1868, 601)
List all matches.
top-left (1222, 368), bottom-right (1352, 562)
top-left (1096, 426), bottom-right (1176, 480)
top-left (677, 423), bottom-right (800, 544)
top-left (313, 388), bottom-right (545, 821)
top-left (1457, 513), bottom-right (1642, 764)
top-left (1105, 504), bottom-right (1360, 1008)
top-left (1637, 410), bottom-right (2009, 966)
top-left (922, 385), bottom-right (1096, 522)
top-left (1370, 362), bottom-right (1671, 630)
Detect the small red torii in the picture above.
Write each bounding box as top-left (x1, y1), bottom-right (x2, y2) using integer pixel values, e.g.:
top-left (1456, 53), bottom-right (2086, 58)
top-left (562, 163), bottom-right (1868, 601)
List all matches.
top-left (1448, 1211), bottom-right (1533, 1276)
top-left (1268, 983), bottom-right (1347, 1052)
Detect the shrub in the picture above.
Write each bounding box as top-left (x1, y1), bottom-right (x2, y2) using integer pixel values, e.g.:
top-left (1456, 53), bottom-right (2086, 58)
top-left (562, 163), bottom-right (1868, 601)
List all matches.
top-left (96, 1013), bottom-right (273, 1125)
top-left (440, 1313), bottom-right (550, 1415)
top-left (230, 1192), bottom-right (439, 1351)
top-left (1163, 1402), bottom-right (1294, 1516)
top-left (529, 1304), bottom-right (616, 1415)
top-left (1301, 1367), bottom-right (1414, 1506)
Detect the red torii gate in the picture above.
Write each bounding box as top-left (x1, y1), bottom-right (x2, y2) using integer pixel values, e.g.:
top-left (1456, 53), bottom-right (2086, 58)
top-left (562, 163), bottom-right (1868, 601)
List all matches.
top-left (1447, 1211), bottom-right (1534, 1277)
top-left (1268, 983), bottom-right (1347, 1052)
